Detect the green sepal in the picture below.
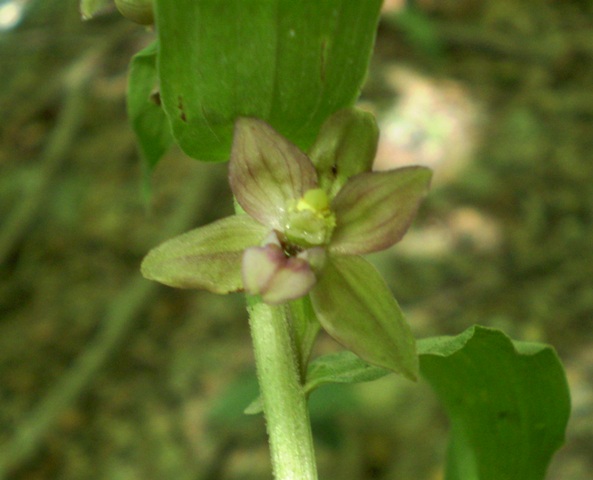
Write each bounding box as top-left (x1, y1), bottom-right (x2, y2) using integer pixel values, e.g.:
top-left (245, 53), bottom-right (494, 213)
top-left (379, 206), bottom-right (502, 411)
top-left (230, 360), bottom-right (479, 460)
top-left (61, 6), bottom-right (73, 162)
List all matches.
top-left (308, 108), bottom-right (379, 198)
top-left (330, 166), bottom-right (432, 255)
top-left (310, 255), bottom-right (418, 380)
top-left (141, 215), bottom-right (268, 293)
top-left (229, 118), bottom-right (317, 230)
top-left (127, 41), bottom-right (173, 170)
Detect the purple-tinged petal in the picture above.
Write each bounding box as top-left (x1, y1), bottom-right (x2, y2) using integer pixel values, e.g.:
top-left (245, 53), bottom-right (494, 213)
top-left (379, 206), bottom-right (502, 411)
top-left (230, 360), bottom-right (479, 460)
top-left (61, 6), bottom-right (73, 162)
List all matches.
top-left (242, 243), bottom-right (316, 305)
top-left (263, 258), bottom-right (316, 305)
top-left (242, 244), bottom-right (286, 296)
top-left (310, 255), bottom-right (418, 380)
top-left (141, 215), bottom-right (267, 293)
top-left (229, 118), bottom-right (318, 230)
top-left (329, 166), bottom-right (432, 255)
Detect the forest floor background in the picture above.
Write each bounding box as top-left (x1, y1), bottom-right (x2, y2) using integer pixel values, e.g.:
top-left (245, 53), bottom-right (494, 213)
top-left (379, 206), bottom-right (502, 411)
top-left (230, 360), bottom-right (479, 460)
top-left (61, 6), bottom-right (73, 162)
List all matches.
top-left (1, 1), bottom-right (592, 479)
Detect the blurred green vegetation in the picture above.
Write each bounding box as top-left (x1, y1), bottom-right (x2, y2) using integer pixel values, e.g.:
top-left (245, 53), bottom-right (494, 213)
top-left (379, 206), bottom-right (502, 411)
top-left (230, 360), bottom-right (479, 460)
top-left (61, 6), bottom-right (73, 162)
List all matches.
top-left (380, 1), bottom-right (593, 350)
top-left (0, 0), bottom-right (592, 479)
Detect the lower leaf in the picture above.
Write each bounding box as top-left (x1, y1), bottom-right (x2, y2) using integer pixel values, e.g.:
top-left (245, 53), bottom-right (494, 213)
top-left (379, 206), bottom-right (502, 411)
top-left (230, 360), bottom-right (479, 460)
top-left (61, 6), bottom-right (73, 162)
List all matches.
top-left (301, 326), bottom-right (570, 480)
top-left (419, 326), bottom-right (570, 480)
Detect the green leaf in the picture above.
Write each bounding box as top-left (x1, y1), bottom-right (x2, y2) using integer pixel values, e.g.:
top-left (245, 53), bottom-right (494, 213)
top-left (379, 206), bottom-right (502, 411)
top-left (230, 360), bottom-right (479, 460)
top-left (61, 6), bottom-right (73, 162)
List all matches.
top-left (329, 166), bottom-right (432, 255)
top-left (419, 326), bottom-right (570, 480)
top-left (155, 0), bottom-right (383, 161)
top-left (310, 255), bottom-right (418, 380)
top-left (127, 41), bottom-right (173, 170)
top-left (141, 215), bottom-right (268, 293)
top-left (308, 108), bottom-right (379, 199)
top-left (300, 326), bottom-right (569, 480)
top-left (304, 351), bottom-right (390, 395)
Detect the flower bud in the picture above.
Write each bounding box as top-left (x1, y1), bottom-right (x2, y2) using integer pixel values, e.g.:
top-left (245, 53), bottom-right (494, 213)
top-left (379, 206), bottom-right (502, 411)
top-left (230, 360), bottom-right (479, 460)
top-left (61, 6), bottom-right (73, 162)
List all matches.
top-left (115, 0), bottom-right (154, 25)
top-left (309, 108), bottom-right (379, 198)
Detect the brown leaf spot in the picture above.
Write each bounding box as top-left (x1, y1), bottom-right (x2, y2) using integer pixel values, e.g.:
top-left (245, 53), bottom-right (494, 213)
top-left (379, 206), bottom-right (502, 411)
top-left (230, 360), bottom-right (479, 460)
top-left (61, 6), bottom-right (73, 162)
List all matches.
top-left (149, 90), bottom-right (161, 106)
top-left (177, 95), bottom-right (187, 122)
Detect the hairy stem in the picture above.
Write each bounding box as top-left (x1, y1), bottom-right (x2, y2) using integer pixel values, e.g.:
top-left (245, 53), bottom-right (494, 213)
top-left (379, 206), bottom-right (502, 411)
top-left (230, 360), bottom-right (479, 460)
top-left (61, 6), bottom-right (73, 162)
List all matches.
top-left (247, 299), bottom-right (318, 479)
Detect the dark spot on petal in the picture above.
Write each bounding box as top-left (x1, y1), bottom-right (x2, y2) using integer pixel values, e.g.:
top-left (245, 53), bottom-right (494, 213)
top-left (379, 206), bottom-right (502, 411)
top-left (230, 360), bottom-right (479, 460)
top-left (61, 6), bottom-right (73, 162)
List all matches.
top-left (276, 231), bottom-right (304, 257)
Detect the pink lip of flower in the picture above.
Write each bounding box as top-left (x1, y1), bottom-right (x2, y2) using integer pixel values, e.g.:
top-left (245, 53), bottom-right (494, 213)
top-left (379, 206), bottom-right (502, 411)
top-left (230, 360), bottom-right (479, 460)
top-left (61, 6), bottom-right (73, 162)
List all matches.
top-left (141, 108), bottom-right (432, 379)
top-left (241, 240), bottom-right (319, 306)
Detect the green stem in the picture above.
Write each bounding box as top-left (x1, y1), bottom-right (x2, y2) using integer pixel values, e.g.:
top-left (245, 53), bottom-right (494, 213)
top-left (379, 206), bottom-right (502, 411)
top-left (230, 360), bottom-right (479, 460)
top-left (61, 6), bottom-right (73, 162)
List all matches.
top-left (247, 299), bottom-right (318, 480)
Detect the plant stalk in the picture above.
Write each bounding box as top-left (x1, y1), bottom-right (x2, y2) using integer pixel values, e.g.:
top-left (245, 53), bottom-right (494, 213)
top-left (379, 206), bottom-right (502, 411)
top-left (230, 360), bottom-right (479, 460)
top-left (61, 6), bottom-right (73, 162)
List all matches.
top-left (247, 299), bottom-right (318, 479)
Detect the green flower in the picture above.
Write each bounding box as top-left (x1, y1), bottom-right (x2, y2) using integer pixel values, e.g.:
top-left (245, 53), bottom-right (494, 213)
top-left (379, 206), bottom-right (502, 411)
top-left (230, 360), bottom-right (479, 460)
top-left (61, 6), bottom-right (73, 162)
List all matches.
top-left (141, 109), bottom-right (431, 378)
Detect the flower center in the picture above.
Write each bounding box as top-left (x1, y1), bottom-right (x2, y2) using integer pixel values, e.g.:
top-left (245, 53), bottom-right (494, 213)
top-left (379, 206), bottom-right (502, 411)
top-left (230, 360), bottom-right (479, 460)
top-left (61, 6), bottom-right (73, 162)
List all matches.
top-left (283, 188), bottom-right (336, 247)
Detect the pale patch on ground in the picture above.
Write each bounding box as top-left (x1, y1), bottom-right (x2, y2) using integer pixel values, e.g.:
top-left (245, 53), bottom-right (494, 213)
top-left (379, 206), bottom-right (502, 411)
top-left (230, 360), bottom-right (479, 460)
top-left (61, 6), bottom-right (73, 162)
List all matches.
top-left (373, 66), bottom-right (481, 186)
top-left (370, 67), bottom-right (499, 257)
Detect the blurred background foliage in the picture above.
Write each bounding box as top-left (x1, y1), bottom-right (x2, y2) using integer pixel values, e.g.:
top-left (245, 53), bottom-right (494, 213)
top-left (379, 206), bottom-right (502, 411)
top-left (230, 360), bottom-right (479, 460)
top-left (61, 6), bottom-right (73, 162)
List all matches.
top-left (0, 0), bottom-right (592, 478)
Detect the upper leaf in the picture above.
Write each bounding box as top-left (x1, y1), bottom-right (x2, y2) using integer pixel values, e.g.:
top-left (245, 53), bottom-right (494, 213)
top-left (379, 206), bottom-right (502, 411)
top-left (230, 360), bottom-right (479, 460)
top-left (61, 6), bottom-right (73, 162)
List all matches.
top-left (155, 0), bottom-right (383, 161)
top-left (330, 166), bottom-right (432, 255)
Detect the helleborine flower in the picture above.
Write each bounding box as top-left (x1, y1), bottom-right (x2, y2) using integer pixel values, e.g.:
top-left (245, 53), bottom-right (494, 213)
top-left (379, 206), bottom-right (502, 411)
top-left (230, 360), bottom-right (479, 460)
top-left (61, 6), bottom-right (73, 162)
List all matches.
top-left (141, 108), bottom-right (432, 379)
